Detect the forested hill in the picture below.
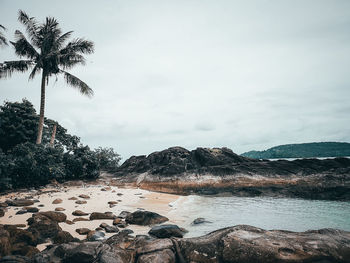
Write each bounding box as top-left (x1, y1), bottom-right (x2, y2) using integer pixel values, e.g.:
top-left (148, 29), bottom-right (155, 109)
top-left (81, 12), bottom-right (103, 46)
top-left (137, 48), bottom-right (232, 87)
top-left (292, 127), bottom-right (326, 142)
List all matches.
top-left (241, 142), bottom-right (350, 159)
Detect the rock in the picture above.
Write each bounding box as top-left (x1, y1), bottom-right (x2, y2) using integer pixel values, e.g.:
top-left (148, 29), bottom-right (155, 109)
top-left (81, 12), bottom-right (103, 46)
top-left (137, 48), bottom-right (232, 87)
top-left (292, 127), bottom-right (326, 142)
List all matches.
top-left (55, 207), bottom-right (65, 211)
top-left (117, 193), bottom-right (123, 196)
top-left (87, 231), bottom-right (105, 241)
top-left (23, 207), bottom-right (38, 213)
top-left (16, 210), bottom-right (27, 215)
top-left (0, 209), bottom-right (4, 217)
top-left (117, 211), bottom-right (131, 219)
top-left (63, 242), bottom-right (99, 263)
top-left (108, 201), bottom-right (118, 205)
top-left (24, 225), bottom-right (350, 263)
top-left (125, 211), bottom-right (168, 225)
top-left (78, 194), bottom-right (90, 199)
top-left (0, 227), bottom-right (11, 257)
top-left (120, 229), bottom-right (134, 235)
top-left (73, 217), bottom-right (90, 223)
top-left (116, 223), bottom-right (127, 228)
top-left (76, 228), bottom-right (91, 235)
top-left (101, 187), bottom-right (112, 191)
top-left (75, 200), bottom-right (87, 204)
top-left (27, 213), bottom-right (62, 242)
top-left (68, 197), bottom-right (78, 200)
top-left (104, 226), bottom-right (119, 233)
top-left (0, 255), bottom-right (31, 262)
top-left (0, 202), bottom-right (8, 207)
top-left (138, 249), bottom-right (176, 263)
top-left (113, 147), bottom-right (350, 201)
top-left (89, 212), bottom-right (116, 220)
top-left (95, 227), bottom-right (103, 231)
top-left (192, 217), bottom-right (211, 225)
top-left (112, 218), bottom-right (122, 225)
top-left (109, 204), bottom-right (117, 208)
top-left (10, 243), bottom-right (40, 257)
top-left (72, 210), bottom-right (89, 216)
top-left (65, 220), bottom-right (75, 225)
top-left (38, 204), bottom-right (44, 207)
top-left (6, 199), bottom-right (34, 207)
top-left (53, 231), bottom-right (77, 244)
top-left (34, 211), bottom-right (66, 222)
top-left (148, 224), bottom-right (185, 238)
top-left (52, 199), bottom-right (62, 204)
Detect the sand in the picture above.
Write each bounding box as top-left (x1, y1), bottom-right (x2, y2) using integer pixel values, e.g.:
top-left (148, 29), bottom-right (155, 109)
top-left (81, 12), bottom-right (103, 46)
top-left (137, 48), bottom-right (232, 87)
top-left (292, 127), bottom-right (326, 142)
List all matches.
top-left (0, 182), bottom-right (185, 250)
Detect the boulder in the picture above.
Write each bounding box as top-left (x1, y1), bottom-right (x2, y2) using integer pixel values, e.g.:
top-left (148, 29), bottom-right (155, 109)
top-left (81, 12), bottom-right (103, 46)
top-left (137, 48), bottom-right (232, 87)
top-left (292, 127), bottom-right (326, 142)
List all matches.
top-left (52, 199), bottom-right (62, 204)
top-left (27, 213), bottom-right (62, 242)
top-left (0, 209), bottom-right (5, 217)
top-left (23, 207), bottom-right (39, 213)
top-left (0, 227), bottom-right (11, 257)
top-left (34, 211), bottom-right (66, 222)
top-left (68, 197), bottom-right (78, 200)
top-left (6, 199), bottom-right (34, 207)
top-left (192, 217), bottom-right (211, 225)
top-left (76, 228), bottom-right (91, 235)
top-left (113, 218), bottom-right (122, 225)
top-left (90, 212), bottom-right (116, 220)
top-left (117, 211), bottom-right (131, 219)
top-left (78, 194), bottom-right (90, 199)
top-left (73, 217), bottom-right (89, 223)
top-left (55, 207), bottom-right (65, 211)
top-left (125, 211), bottom-right (168, 225)
top-left (148, 224), bottom-right (185, 238)
top-left (87, 231), bottom-right (105, 241)
top-left (72, 210), bottom-right (89, 216)
top-left (76, 200), bottom-right (87, 204)
top-left (53, 231), bottom-right (77, 244)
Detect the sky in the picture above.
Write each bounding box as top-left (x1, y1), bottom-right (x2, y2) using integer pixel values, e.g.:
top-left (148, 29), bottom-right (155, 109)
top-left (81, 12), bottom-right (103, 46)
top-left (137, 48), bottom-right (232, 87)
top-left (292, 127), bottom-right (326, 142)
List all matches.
top-left (1, 0), bottom-right (350, 161)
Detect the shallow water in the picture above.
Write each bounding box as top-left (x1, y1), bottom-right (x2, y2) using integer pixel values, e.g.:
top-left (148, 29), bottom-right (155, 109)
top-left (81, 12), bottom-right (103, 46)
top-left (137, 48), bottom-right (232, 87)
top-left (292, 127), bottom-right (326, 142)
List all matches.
top-left (169, 196), bottom-right (350, 237)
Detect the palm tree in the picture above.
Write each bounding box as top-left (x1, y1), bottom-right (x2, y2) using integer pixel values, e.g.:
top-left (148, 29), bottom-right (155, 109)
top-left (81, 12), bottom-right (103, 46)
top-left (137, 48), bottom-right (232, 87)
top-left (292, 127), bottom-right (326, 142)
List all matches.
top-left (0, 10), bottom-right (94, 144)
top-left (0, 25), bottom-right (8, 46)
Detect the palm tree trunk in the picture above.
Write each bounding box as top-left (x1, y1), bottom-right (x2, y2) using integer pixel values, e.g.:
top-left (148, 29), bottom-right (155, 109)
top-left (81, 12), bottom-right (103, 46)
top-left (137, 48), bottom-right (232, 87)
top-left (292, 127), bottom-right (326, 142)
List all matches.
top-left (50, 123), bottom-right (57, 146)
top-left (36, 73), bottom-right (46, 144)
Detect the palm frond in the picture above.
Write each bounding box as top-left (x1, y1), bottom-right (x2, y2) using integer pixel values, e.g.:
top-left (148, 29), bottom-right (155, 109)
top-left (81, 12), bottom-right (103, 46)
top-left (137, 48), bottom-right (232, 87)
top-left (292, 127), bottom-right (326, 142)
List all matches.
top-left (58, 53), bottom-right (86, 69)
top-left (28, 64), bottom-right (41, 80)
top-left (12, 30), bottom-right (39, 59)
top-left (18, 10), bottom-right (39, 46)
top-left (54, 31), bottom-right (73, 50)
top-left (60, 38), bottom-right (94, 55)
top-left (61, 70), bottom-right (93, 97)
top-left (0, 25), bottom-right (8, 46)
top-left (0, 60), bottom-right (33, 79)
top-left (38, 17), bottom-right (62, 54)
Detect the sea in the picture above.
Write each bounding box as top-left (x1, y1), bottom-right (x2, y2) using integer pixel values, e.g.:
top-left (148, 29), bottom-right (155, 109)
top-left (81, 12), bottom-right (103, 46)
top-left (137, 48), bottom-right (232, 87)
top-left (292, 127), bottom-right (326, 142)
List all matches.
top-left (169, 195), bottom-right (350, 237)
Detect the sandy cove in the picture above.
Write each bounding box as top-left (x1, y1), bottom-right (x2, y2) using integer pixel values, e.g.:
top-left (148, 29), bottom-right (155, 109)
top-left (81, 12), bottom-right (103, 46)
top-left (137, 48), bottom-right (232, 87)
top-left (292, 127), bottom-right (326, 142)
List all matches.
top-left (0, 179), bottom-right (185, 250)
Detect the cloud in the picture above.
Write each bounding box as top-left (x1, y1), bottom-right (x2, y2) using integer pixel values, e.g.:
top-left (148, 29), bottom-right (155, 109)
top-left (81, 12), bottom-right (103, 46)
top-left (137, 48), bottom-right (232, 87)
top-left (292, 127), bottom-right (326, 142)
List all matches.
top-left (1, 0), bottom-right (350, 160)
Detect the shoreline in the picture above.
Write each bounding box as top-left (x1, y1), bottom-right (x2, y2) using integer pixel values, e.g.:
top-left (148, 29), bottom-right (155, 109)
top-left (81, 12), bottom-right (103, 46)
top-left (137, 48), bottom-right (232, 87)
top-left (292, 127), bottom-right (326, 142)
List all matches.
top-left (0, 180), bottom-right (186, 249)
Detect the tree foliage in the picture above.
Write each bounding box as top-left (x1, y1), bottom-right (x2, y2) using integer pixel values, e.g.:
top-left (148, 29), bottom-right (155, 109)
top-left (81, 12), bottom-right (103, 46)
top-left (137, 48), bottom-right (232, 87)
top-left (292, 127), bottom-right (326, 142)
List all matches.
top-left (0, 99), bottom-right (121, 191)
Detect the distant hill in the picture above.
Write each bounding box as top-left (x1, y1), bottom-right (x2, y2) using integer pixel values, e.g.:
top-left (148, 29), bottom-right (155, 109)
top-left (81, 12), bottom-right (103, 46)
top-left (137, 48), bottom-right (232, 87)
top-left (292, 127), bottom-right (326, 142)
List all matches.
top-left (241, 142), bottom-right (350, 159)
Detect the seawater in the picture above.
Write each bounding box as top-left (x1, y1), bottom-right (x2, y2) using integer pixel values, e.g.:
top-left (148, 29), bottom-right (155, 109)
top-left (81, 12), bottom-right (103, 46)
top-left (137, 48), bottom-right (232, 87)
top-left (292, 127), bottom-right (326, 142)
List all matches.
top-left (169, 196), bottom-right (350, 237)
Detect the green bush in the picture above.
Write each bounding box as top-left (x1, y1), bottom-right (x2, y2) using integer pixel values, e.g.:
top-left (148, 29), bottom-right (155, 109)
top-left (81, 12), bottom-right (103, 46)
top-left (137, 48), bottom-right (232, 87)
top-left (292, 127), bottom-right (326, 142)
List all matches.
top-left (0, 99), bottom-right (120, 191)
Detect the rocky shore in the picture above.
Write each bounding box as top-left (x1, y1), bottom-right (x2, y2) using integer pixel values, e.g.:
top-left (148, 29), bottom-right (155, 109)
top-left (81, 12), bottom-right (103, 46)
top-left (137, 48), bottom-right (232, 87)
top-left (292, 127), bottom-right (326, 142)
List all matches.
top-left (0, 177), bottom-right (349, 262)
top-left (1, 223), bottom-right (349, 262)
top-left (113, 147), bottom-right (350, 200)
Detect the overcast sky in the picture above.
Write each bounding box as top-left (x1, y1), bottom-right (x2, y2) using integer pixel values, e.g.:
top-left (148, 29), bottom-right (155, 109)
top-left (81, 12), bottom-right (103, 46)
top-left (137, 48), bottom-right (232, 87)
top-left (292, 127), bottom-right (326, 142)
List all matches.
top-left (1, 0), bottom-right (350, 161)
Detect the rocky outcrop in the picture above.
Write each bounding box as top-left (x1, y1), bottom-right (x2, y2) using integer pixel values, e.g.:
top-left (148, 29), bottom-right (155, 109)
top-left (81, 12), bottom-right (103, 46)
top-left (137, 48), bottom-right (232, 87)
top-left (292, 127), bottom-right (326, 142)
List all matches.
top-left (24, 225), bottom-right (350, 263)
top-left (113, 147), bottom-right (350, 200)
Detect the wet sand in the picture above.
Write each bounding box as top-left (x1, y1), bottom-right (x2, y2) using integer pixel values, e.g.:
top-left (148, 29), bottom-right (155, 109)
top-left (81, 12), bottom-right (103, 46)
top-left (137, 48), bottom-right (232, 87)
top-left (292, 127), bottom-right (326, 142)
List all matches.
top-left (0, 182), bottom-right (185, 250)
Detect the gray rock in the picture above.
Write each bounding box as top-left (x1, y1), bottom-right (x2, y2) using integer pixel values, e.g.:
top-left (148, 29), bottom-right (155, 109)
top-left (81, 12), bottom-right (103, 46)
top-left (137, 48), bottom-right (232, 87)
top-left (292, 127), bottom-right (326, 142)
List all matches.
top-left (148, 224), bottom-right (185, 238)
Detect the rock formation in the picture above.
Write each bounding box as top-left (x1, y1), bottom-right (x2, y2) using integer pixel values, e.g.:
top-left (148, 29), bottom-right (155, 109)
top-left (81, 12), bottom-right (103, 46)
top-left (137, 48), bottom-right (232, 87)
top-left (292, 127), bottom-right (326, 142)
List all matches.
top-left (113, 147), bottom-right (350, 200)
top-left (2, 225), bottom-right (348, 263)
